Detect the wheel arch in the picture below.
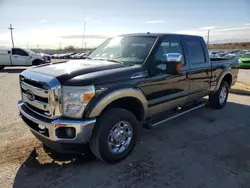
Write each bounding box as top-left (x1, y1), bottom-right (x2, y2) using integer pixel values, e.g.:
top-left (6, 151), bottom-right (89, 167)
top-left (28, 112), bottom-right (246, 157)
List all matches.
top-left (87, 88), bottom-right (148, 121)
top-left (32, 59), bottom-right (44, 65)
top-left (213, 70), bottom-right (233, 94)
top-left (222, 73), bottom-right (233, 86)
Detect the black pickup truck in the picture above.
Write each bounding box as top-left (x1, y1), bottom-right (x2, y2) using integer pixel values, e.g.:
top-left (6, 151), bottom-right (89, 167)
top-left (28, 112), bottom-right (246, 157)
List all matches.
top-left (18, 33), bottom-right (238, 163)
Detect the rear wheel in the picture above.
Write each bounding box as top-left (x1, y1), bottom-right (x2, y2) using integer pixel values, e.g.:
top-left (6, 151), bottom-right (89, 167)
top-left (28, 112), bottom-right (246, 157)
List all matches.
top-left (209, 81), bottom-right (229, 109)
top-left (0, 66), bottom-right (5, 70)
top-left (90, 108), bottom-right (140, 163)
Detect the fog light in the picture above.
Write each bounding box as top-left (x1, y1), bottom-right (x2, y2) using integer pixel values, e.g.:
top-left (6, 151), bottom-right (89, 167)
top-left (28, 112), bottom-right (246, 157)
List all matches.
top-left (56, 127), bottom-right (76, 139)
top-left (65, 127), bottom-right (75, 138)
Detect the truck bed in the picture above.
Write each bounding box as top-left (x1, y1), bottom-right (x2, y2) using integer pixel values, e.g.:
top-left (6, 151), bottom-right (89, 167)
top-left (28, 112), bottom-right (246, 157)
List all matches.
top-left (211, 56), bottom-right (238, 66)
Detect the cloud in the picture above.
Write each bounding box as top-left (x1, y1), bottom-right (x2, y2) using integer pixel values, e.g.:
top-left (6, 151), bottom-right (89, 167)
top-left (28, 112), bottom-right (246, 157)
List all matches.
top-left (177, 26), bottom-right (250, 43)
top-left (85, 15), bottom-right (94, 21)
top-left (214, 27), bottom-right (250, 32)
top-left (244, 23), bottom-right (250, 26)
top-left (61, 34), bottom-right (109, 39)
top-left (199, 26), bottom-right (216, 30)
top-left (83, 15), bottom-right (103, 24)
top-left (41, 20), bottom-right (48, 23)
top-left (91, 20), bottom-right (103, 24)
top-left (144, 20), bottom-right (164, 24)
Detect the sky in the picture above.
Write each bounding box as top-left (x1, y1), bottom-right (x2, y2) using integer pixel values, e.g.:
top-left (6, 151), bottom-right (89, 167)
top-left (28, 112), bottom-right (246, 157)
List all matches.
top-left (0, 0), bottom-right (250, 49)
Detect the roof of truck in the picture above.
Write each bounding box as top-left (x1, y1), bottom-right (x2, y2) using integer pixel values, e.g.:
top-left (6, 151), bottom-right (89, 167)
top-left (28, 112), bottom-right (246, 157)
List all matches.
top-left (120, 33), bottom-right (203, 39)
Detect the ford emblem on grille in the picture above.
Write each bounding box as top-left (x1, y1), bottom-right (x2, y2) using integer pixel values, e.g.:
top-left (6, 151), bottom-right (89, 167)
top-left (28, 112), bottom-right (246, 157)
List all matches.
top-left (26, 90), bottom-right (35, 101)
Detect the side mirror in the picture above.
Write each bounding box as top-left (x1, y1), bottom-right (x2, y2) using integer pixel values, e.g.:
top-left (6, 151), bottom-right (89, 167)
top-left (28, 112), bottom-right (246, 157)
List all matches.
top-left (7, 50), bottom-right (10, 54)
top-left (165, 53), bottom-right (182, 74)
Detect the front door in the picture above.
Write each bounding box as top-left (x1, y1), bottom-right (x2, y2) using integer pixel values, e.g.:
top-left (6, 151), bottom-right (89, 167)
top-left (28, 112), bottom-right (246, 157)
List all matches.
top-left (11, 48), bottom-right (30, 65)
top-left (141, 37), bottom-right (190, 117)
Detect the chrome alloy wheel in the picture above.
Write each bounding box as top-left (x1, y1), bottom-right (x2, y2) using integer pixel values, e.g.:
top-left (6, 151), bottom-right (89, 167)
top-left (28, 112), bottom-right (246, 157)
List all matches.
top-left (107, 121), bottom-right (133, 154)
top-left (219, 86), bottom-right (227, 104)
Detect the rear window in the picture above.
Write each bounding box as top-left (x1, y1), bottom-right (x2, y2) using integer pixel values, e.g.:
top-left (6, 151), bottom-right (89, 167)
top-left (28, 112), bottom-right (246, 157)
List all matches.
top-left (185, 40), bottom-right (206, 64)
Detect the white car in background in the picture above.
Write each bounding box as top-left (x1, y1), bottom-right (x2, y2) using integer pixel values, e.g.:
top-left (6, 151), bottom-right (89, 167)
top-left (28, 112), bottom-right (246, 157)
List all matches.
top-left (0, 48), bottom-right (45, 70)
top-left (38, 53), bottom-right (51, 63)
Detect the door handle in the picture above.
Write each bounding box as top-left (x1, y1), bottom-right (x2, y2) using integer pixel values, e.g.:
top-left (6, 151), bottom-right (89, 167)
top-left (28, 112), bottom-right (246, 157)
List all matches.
top-left (13, 56), bottom-right (18, 58)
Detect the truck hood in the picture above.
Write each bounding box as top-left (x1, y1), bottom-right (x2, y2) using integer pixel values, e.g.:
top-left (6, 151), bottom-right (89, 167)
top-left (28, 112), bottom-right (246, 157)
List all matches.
top-left (30, 59), bottom-right (140, 85)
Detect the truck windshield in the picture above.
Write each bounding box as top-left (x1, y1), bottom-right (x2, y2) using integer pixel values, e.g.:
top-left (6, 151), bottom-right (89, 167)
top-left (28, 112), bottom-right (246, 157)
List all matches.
top-left (89, 36), bottom-right (157, 65)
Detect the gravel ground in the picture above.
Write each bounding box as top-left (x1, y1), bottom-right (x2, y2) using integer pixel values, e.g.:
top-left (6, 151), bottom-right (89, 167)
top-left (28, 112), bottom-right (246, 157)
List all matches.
top-left (0, 67), bottom-right (250, 188)
top-left (238, 69), bottom-right (250, 83)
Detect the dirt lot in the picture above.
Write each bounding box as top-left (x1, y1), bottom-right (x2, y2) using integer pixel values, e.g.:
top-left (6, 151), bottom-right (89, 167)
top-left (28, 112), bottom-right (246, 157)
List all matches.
top-left (238, 69), bottom-right (250, 83)
top-left (1, 67), bottom-right (250, 188)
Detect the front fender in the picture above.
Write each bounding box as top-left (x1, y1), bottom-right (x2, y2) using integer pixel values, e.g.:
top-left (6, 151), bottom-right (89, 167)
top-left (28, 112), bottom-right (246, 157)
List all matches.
top-left (87, 88), bottom-right (148, 119)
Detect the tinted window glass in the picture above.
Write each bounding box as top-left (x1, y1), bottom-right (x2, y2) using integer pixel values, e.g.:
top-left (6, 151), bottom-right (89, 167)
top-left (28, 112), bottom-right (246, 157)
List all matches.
top-left (12, 48), bottom-right (28, 56)
top-left (155, 40), bottom-right (184, 72)
top-left (185, 40), bottom-right (205, 63)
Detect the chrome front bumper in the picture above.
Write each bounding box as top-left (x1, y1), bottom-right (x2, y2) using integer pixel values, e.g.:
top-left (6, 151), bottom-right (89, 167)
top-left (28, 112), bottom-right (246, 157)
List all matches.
top-left (18, 100), bottom-right (96, 145)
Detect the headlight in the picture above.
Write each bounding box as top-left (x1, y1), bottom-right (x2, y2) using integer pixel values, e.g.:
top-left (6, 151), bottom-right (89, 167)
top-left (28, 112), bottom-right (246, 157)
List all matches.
top-left (62, 85), bottom-right (95, 118)
top-left (238, 59), bottom-right (242, 63)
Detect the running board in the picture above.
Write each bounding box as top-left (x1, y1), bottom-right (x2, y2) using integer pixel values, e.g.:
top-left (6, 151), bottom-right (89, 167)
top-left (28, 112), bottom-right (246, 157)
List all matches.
top-left (151, 103), bottom-right (206, 127)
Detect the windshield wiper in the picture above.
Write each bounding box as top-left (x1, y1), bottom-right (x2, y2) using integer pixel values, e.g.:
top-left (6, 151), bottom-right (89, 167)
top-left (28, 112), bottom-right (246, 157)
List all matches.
top-left (106, 59), bottom-right (123, 64)
top-left (92, 58), bottom-right (122, 64)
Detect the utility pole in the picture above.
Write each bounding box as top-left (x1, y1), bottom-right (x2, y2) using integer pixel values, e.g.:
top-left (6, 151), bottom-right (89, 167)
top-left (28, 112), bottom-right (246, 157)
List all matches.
top-left (60, 42), bottom-right (62, 50)
top-left (85, 42), bottom-right (87, 49)
top-left (26, 43), bottom-right (29, 49)
top-left (37, 44), bottom-right (39, 49)
top-left (8, 24), bottom-right (15, 47)
top-left (82, 22), bottom-right (86, 49)
top-left (207, 29), bottom-right (210, 45)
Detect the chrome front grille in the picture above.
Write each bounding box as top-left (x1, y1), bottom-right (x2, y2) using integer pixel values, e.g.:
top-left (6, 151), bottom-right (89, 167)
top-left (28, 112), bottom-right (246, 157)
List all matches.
top-left (20, 70), bottom-right (62, 119)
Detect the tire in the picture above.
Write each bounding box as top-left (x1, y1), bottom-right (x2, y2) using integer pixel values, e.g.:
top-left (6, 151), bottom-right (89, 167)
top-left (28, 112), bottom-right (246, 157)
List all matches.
top-left (0, 66), bottom-right (5, 70)
top-left (90, 108), bottom-right (140, 163)
top-left (209, 81), bottom-right (229, 109)
top-left (32, 59), bottom-right (44, 66)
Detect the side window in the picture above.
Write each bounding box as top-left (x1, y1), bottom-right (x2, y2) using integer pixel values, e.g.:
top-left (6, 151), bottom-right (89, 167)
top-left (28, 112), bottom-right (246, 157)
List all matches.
top-left (155, 40), bottom-right (184, 72)
top-left (185, 40), bottom-right (205, 64)
top-left (12, 48), bottom-right (28, 56)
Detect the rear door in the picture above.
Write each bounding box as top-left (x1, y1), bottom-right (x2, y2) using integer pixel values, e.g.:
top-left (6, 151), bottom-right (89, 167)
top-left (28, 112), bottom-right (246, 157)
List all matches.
top-left (184, 38), bottom-right (212, 101)
top-left (11, 48), bottom-right (30, 65)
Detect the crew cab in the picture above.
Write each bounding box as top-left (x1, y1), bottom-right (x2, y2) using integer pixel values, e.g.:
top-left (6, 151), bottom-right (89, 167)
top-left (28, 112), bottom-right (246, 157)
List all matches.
top-left (0, 48), bottom-right (45, 70)
top-left (18, 33), bottom-right (238, 163)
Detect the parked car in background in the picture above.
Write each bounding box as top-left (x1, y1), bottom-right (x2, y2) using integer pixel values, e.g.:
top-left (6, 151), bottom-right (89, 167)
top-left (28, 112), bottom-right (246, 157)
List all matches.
top-left (71, 52), bottom-right (82, 59)
top-left (18, 33), bottom-right (238, 163)
top-left (209, 52), bottom-right (220, 58)
top-left (62, 52), bottom-right (76, 59)
top-left (70, 52), bottom-right (80, 59)
top-left (76, 53), bottom-right (86, 59)
top-left (222, 53), bottom-right (237, 59)
top-left (238, 52), bottom-right (250, 68)
top-left (39, 53), bottom-right (51, 63)
top-left (52, 54), bottom-right (59, 59)
top-left (0, 48), bottom-right (45, 70)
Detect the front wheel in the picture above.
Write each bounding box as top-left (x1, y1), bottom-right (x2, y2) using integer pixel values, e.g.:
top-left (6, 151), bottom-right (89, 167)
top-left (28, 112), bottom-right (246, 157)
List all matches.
top-left (90, 108), bottom-right (140, 163)
top-left (32, 59), bottom-right (45, 66)
top-left (209, 81), bottom-right (229, 109)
